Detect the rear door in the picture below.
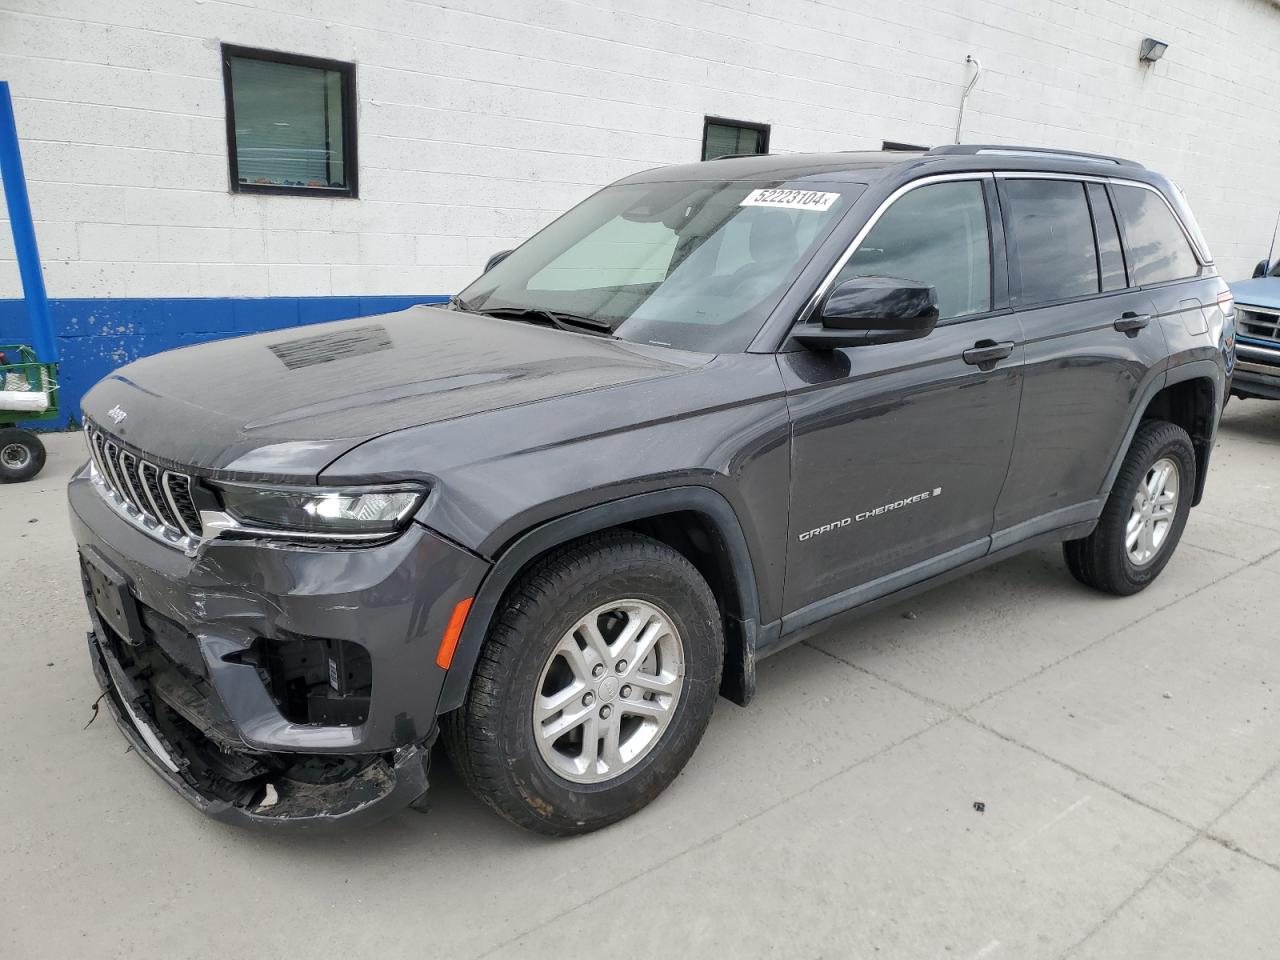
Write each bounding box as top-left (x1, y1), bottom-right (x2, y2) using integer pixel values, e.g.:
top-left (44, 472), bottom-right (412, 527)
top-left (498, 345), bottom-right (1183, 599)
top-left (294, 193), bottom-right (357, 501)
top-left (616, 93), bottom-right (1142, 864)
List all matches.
top-left (992, 176), bottom-right (1168, 542)
top-left (779, 176), bottom-right (1024, 620)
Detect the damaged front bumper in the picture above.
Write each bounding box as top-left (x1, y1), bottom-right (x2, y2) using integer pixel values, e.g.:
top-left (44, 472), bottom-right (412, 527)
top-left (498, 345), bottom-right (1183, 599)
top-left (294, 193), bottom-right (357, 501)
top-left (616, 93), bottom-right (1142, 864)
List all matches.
top-left (68, 466), bottom-right (489, 830)
top-left (86, 629), bottom-right (432, 829)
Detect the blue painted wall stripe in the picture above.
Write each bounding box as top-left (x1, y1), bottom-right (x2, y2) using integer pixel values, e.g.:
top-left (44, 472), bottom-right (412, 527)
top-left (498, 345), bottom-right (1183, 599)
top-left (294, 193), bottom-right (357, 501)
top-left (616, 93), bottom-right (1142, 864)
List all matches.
top-left (0, 294), bottom-right (448, 429)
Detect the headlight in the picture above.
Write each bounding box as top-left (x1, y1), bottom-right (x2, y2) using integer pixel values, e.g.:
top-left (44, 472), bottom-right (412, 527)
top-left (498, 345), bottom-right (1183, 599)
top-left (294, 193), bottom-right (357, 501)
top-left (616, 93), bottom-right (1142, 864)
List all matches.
top-left (211, 481), bottom-right (427, 539)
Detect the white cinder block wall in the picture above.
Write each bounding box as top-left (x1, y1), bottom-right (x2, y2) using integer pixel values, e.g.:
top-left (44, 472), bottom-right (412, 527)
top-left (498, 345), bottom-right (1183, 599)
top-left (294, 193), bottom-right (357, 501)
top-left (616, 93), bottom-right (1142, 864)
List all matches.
top-left (1, 0), bottom-right (1279, 299)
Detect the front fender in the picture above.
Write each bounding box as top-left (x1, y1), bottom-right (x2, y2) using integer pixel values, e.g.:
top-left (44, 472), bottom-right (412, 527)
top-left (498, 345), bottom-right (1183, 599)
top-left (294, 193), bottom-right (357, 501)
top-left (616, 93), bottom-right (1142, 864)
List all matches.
top-left (432, 485), bottom-right (763, 714)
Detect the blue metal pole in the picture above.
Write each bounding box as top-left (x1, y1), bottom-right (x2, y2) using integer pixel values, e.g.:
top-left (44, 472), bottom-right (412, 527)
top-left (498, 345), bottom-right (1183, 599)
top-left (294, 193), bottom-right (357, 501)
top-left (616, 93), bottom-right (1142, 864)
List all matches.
top-left (0, 80), bottom-right (57, 362)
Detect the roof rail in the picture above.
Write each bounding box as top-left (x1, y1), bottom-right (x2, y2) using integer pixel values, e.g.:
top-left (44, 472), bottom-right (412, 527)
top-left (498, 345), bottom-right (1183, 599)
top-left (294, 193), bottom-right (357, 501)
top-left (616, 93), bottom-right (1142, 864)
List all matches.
top-left (927, 144), bottom-right (1143, 168)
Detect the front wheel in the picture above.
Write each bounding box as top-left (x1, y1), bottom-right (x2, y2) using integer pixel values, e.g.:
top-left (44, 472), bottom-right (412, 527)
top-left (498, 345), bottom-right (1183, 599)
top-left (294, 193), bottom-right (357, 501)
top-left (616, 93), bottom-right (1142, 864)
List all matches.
top-left (442, 531), bottom-right (723, 835)
top-left (1063, 419), bottom-right (1196, 595)
top-left (0, 428), bottom-right (46, 482)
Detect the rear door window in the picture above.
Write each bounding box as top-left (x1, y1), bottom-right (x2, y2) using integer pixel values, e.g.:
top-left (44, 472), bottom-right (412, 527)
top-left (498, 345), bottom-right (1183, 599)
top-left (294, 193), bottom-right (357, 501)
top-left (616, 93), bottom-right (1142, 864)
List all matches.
top-left (1086, 183), bottom-right (1128, 292)
top-left (1111, 184), bottom-right (1201, 284)
top-left (1004, 179), bottom-right (1099, 306)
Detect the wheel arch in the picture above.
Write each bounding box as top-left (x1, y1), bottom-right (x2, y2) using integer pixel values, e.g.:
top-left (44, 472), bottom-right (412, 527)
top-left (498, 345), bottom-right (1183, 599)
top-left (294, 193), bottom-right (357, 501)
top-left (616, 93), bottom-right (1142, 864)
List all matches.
top-left (1139, 367), bottom-right (1220, 506)
top-left (434, 486), bottom-right (763, 714)
top-left (1101, 362), bottom-right (1221, 508)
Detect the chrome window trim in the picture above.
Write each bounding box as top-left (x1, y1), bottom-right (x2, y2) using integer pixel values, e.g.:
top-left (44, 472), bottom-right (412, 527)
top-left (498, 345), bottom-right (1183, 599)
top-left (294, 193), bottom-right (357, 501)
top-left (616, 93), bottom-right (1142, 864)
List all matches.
top-left (799, 171), bottom-right (996, 324)
top-left (1103, 177), bottom-right (1210, 267)
top-left (993, 169), bottom-right (1111, 184)
top-left (1105, 177), bottom-right (1210, 268)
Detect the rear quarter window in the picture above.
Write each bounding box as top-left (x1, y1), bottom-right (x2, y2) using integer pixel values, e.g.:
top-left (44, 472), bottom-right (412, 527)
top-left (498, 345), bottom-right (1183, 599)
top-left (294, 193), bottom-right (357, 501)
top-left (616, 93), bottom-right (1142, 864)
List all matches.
top-left (1111, 184), bottom-right (1201, 285)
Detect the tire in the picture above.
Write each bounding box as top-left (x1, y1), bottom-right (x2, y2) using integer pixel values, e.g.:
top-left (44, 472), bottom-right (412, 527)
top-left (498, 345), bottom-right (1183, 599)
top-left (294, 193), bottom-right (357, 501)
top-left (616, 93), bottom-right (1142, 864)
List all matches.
top-left (0, 428), bottom-right (46, 483)
top-left (1063, 419), bottom-right (1195, 596)
top-left (442, 531), bottom-right (724, 835)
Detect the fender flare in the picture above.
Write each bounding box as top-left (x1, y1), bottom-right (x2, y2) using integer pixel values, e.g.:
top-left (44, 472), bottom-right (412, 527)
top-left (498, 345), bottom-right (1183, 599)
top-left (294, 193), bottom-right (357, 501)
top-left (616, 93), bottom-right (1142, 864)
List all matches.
top-left (435, 485), bottom-right (763, 713)
top-left (1099, 359), bottom-right (1223, 505)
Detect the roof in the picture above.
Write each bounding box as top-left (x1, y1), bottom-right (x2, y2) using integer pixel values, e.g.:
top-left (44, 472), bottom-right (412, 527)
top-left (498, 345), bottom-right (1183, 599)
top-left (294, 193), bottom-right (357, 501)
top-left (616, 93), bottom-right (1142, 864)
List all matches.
top-left (621, 144), bottom-right (1147, 186)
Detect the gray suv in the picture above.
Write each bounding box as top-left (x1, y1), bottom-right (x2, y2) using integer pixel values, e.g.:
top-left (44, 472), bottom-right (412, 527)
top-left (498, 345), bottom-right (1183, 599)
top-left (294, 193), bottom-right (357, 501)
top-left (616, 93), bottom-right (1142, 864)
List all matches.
top-left (70, 145), bottom-right (1234, 834)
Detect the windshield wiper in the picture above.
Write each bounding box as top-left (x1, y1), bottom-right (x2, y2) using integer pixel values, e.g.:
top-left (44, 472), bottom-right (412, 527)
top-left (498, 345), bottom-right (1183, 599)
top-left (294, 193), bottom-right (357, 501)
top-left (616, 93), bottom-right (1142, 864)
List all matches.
top-left (477, 307), bottom-right (616, 336)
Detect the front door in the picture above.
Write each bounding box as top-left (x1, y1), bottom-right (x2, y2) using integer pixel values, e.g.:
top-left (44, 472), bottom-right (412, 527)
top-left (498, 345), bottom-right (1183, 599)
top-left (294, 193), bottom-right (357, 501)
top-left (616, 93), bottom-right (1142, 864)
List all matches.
top-left (780, 177), bottom-right (1023, 621)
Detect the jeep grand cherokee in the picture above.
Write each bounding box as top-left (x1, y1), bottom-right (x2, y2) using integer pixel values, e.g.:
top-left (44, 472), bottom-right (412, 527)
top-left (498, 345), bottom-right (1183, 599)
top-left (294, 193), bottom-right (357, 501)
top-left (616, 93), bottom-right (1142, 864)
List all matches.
top-left (69, 145), bottom-right (1234, 834)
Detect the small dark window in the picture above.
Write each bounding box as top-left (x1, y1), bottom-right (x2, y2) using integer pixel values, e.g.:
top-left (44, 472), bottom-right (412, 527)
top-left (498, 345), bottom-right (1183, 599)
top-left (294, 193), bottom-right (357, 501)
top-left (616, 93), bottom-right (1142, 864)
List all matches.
top-left (1111, 184), bottom-right (1200, 284)
top-left (701, 117), bottom-right (770, 161)
top-left (881, 141), bottom-right (929, 152)
top-left (1005, 179), bottom-right (1099, 306)
top-left (837, 180), bottom-right (991, 320)
top-left (1086, 184), bottom-right (1128, 291)
top-left (222, 45), bottom-right (357, 197)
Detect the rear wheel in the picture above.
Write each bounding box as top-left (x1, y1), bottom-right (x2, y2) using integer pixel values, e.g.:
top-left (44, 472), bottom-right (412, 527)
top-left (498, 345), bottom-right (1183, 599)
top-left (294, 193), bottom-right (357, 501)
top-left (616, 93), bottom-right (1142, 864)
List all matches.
top-left (442, 531), bottom-right (723, 835)
top-left (1063, 419), bottom-right (1195, 595)
top-left (0, 428), bottom-right (45, 482)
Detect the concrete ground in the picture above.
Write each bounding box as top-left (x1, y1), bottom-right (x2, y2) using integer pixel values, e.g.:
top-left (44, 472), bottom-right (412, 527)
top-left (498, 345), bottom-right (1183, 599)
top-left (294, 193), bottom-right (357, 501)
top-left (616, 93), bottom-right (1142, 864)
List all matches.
top-left (3, 402), bottom-right (1279, 959)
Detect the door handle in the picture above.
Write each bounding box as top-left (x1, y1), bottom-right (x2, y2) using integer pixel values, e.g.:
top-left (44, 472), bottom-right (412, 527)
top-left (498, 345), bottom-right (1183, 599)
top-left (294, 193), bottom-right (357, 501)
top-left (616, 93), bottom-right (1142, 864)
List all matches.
top-left (1114, 311), bottom-right (1152, 335)
top-left (962, 340), bottom-right (1015, 369)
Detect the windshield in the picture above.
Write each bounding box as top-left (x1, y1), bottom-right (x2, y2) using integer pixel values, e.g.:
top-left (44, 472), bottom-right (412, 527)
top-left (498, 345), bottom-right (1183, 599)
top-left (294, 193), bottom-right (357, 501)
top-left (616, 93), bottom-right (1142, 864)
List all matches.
top-left (455, 179), bottom-right (860, 352)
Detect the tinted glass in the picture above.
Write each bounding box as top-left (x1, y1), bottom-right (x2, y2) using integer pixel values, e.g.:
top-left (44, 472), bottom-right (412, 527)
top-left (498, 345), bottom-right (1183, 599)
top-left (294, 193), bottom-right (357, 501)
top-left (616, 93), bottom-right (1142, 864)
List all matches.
top-left (229, 56), bottom-right (349, 190)
top-left (1112, 184), bottom-right (1201, 284)
top-left (836, 180), bottom-right (991, 320)
top-left (458, 180), bottom-right (858, 352)
top-left (1006, 179), bottom-right (1098, 306)
top-left (1087, 183), bottom-right (1128, 291)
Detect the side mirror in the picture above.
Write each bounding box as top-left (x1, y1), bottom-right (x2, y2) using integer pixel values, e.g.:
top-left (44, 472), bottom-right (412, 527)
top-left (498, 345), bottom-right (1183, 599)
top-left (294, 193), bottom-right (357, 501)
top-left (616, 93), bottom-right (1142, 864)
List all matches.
top-left (485, 249), bottom-right (513, 273)
top-left (794, 277), bottom-right (939, 349)
top-left (1253, 259), bottom-right (1270, 279)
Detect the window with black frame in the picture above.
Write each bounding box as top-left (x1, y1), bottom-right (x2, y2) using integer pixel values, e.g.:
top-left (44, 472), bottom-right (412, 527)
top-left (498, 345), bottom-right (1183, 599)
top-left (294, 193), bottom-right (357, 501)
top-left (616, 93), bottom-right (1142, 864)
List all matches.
top-left (701, 117), bottom-right (770, 160)
top-left (222, 45), bottom-right (357, 197)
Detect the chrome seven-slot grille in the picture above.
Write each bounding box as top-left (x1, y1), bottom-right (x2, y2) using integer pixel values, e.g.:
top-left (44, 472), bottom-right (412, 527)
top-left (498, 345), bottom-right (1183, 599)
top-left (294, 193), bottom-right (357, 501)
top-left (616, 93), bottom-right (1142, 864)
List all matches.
top-left (85, 423), bottom-right (204, 541)
top-left (1239, 305), bottom-right (1280, 345)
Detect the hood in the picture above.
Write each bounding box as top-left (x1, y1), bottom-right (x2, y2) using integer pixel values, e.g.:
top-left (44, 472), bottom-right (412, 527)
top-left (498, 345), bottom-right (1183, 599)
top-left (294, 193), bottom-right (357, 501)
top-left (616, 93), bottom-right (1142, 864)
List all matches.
top-left (1230, 276), bottom-right (1280, 310)
top-left (81, 306), bottom-right (704, 478)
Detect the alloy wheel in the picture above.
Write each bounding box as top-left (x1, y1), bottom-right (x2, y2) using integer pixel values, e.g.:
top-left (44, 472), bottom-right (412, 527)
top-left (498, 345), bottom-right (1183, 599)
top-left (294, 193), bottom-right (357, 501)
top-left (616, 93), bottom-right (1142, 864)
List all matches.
top-left (533, 599), bottom-right (685, 784)
top-left (1126, 456), bottom-right (1179, 566)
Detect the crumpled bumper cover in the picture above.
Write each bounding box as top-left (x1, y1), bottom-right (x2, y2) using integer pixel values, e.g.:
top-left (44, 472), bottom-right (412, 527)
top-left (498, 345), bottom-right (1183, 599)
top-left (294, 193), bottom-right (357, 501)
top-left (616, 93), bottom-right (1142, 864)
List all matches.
top-left (87, 630), bottom-right (432, 830)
